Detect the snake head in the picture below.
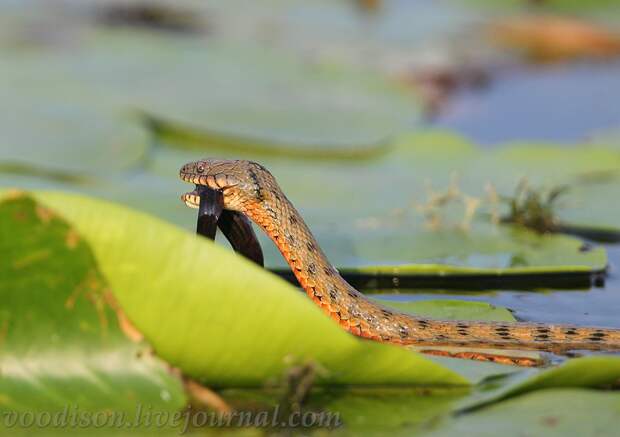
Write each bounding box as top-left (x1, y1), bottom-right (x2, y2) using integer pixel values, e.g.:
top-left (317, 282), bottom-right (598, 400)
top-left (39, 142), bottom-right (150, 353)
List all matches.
top-left (179, 159), bottom-right (275, 211)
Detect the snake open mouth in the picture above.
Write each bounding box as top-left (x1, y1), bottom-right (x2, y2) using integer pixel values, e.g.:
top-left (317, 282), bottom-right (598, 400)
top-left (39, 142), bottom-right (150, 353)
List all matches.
top-left (180, 174), bottom-right (265, 267)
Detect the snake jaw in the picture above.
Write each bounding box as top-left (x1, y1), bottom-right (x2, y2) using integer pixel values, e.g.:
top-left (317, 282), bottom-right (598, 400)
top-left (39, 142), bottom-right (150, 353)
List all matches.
top-left (181, 192), bottom-right (200, 209)
top-left (181, 186), bottom-right (201, 209)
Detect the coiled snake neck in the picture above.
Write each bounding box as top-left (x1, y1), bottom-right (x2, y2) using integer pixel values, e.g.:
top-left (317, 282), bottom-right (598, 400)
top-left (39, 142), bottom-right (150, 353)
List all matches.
top-left (180, 159), bottom-right (620, 359)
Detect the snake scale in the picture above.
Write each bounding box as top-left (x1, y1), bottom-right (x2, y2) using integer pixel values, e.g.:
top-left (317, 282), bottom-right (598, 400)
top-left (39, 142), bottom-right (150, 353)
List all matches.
top-left (180, 159), bottom-right (620, 358)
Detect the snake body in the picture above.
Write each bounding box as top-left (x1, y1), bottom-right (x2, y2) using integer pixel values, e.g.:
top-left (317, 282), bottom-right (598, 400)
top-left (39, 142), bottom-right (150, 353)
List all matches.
top-left (180, 159), bottom-right (620, 354)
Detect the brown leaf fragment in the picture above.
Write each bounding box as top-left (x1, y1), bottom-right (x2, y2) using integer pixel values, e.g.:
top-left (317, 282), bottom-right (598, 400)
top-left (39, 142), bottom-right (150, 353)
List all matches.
top-left (184, 378), bottom-right (233, 414)
top-left (490, 17), bottom-right (620, 62)
top-left (103, 290), bottom-right (144, 343)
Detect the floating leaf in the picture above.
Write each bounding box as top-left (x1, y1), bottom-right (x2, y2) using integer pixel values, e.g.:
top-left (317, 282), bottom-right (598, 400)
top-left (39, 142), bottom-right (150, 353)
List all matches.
top-left (427, 389), bottom-right (620, 437)
top-left (376, 299), bottom-right (516, 322)
top-left (459, 355), bottom-right (620, 411)
top-left (0, 193), bottom-right (186, 413)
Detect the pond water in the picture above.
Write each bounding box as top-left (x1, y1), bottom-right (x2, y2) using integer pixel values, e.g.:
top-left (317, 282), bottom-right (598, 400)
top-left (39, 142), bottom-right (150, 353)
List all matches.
top-left (379, 245), bottom-right (620, 329)
top-left (433, 60), bottom-right (620, 145)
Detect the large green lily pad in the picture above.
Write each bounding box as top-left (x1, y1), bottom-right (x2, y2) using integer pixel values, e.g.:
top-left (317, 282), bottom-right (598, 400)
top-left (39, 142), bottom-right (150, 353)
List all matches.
top-left (0, 194), bottom-right (186, 412)
top-left (0, 49), bottom-right (148, 174)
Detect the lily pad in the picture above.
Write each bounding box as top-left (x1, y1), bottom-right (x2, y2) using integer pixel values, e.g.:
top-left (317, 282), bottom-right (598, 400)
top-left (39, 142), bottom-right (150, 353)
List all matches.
top-left (459, 355), bottom-right (620, 411)
top-left (376, 299), bottom-right (516, 322)
top-left (0, 51), bottom-right (148, 174)
top-left (0, 193), bottom-right (186, 412)
top-left (427, 389), bottom-right (620, 437)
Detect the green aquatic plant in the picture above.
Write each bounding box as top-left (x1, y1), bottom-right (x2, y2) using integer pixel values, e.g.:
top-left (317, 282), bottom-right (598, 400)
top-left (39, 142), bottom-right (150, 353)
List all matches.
top-left (501, 179), bottom-right (569, 234)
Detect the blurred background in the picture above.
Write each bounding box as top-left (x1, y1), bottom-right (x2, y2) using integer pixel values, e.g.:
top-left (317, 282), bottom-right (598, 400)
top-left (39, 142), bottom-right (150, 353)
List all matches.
top-left (2, 0), bottom-right (620, 328)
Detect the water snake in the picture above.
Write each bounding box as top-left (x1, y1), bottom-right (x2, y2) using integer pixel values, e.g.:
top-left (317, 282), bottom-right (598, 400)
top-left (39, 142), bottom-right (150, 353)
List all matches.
top-left (179, 159), bottom-right (620, 359)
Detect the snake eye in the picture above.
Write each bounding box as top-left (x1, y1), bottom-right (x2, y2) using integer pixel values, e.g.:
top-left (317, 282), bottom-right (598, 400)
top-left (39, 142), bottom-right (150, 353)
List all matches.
top-left (197, 165), bottom-right (205, 173)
